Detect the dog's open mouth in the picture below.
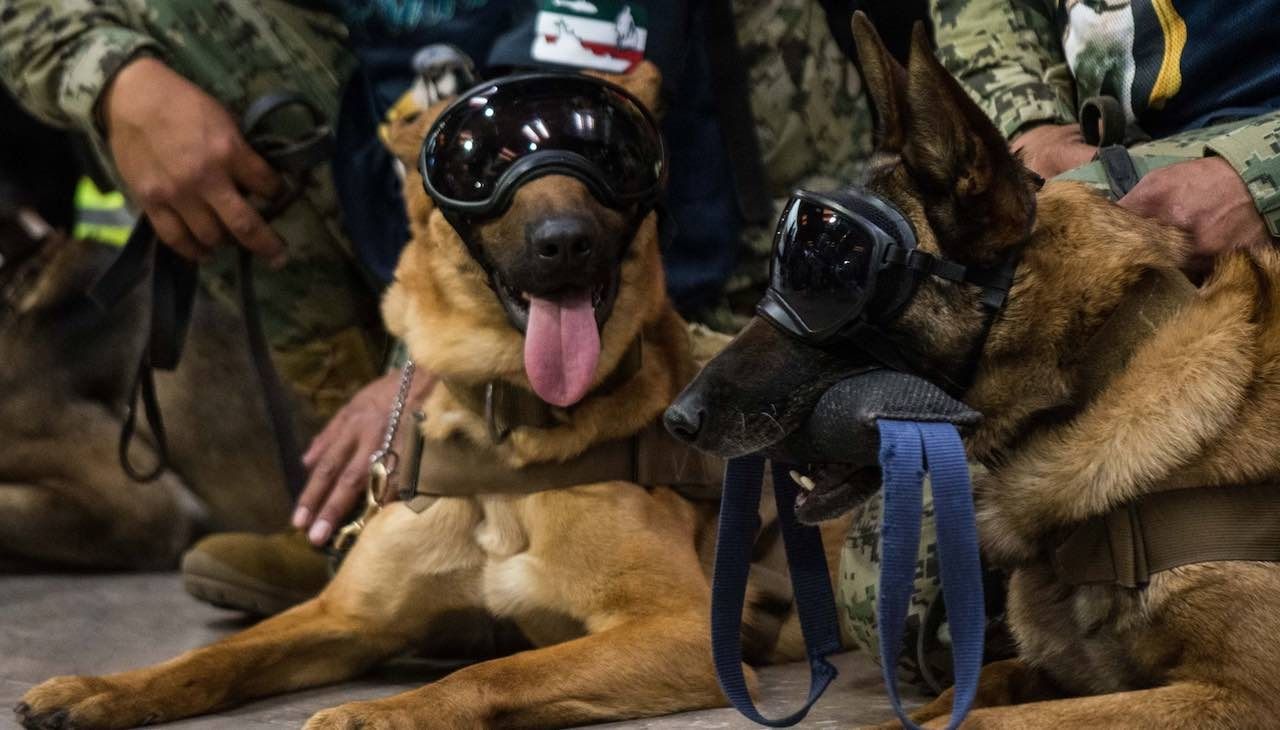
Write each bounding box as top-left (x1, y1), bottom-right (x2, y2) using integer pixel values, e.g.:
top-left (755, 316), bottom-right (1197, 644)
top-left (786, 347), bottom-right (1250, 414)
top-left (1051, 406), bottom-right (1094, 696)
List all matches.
top-left (787, 462), bottom-right (881, 523)
top-left (494, 269), bottom-right (621, 408)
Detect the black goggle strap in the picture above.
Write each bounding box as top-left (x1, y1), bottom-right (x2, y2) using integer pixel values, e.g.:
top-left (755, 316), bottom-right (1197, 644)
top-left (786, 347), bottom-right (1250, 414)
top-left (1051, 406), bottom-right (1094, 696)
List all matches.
top-left (881, 246), bottom-right (1016, 311)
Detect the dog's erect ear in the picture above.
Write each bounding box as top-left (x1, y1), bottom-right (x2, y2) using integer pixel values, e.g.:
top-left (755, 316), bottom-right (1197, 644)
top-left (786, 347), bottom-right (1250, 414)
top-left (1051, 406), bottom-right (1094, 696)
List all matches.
top-left (851, 11), bottom-right (908, 153)
top-left (902, 23), bottom-right (1036, 264)
top-left (590, 61), bottom-right (662, 117)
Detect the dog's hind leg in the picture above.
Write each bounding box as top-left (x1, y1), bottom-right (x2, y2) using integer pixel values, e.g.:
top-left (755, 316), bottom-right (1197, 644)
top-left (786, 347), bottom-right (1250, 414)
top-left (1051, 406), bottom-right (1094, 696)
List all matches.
top-left (912, 680), bottom-right (1254, 729)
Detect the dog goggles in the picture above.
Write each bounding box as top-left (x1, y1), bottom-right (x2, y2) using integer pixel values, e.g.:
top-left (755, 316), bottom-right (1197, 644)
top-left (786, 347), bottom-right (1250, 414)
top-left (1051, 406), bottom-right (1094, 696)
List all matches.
top-left (757, 188), bottom-right (1017, 380)
top-left (419, 73), bottom-right (666, 218)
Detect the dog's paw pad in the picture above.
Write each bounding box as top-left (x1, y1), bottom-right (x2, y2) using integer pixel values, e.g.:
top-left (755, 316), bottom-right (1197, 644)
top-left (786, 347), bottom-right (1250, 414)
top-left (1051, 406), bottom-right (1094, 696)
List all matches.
top-left (14, 702), bottom-right (71, 730)
top-left (17, 676), bottom-right (133, 730)
top-left (307, 703), bottom-right (417, 730)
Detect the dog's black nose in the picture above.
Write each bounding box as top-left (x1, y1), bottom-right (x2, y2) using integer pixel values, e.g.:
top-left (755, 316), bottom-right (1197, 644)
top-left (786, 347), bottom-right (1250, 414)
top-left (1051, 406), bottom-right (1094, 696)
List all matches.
top-left (664, 401), bottom-right (705, 444)
top-left (529, 216), bottom-right (594, 267)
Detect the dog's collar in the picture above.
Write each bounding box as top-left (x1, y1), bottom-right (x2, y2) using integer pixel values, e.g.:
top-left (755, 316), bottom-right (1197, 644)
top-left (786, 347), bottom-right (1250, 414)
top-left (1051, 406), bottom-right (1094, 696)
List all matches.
top-left (442, 336), bottom-right (644, 443)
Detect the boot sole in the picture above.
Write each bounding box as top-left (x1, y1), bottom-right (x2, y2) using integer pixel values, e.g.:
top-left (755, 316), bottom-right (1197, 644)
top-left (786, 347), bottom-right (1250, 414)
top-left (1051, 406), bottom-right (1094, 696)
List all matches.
top-left (180, 550), bottom-right (318, 616)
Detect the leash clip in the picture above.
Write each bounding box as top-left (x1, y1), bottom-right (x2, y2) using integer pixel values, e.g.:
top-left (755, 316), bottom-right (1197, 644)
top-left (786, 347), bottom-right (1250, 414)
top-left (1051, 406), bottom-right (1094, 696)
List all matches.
top-left (331, 460), bottom-right (389, 557)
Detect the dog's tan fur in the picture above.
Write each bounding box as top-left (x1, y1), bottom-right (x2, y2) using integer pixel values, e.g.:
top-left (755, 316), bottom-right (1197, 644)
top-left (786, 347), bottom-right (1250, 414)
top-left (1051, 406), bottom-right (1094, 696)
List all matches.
top-left (847, 17), bottom-right (1280, 728)
top-left (16, 64), bottom-right (848, 729)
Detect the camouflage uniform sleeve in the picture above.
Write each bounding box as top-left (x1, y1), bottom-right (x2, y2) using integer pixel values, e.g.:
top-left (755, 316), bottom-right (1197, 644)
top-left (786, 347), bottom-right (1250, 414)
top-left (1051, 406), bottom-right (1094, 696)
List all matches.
top-left (930, 0), bottom-right (1076, 140)
top-left (0, 0), bottom-right (163, 132)
top-left (1203, 111), bottom-right (1280, 238)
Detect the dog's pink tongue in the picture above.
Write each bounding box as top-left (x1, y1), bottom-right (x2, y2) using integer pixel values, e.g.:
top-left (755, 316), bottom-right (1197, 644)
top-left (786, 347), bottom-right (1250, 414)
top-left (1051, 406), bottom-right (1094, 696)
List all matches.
top-left (524, 293), bottom-right (600, 407)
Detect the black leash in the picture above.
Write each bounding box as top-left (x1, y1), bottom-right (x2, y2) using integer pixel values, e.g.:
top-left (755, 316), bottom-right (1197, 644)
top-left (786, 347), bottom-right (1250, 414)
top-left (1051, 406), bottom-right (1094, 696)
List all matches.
top-left (90, 92), bottom-right (333, 496)
top-left (1078, 95), bottom-right (1147, 198)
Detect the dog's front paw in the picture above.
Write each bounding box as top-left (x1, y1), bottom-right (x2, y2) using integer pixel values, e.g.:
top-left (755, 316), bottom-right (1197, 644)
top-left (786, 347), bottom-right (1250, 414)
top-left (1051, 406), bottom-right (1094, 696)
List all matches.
top-left (16, 676), bottom-right (150, 730)
top-left (307, 700), bottom-right (470, 730)
top-left (974, 498), bottom-right (1039, 567)
top-left (971, 471), bottom-right (1045, 566)
top-left (307, 702), bottom-right (391, 730)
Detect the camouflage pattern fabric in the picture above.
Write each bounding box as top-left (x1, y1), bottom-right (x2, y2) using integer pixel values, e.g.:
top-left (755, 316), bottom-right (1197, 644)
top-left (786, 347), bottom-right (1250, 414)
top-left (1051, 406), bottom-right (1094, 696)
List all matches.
top-left (840, 467), bottom-right (1016, 695)
top-left (0, 0), bottom-right (384, 419)
top-left (930, 0), bottom-right (1280, 238)
top-left (839, 484), bottom-right (949, 692)
top-left (1058, 111), bottom-right (1280, 219)
top-left (694, 0), bottom-right (874, 332)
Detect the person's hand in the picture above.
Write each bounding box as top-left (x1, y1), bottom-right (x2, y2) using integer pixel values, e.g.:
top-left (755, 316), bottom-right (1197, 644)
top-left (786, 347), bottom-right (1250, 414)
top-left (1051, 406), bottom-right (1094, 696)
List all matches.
top-left (1011, 123), bottom-right (1097, 179)
top-left (294, 367), bottom-right (437, 545)
top-left (1118, 157), bottom-right (1272, 264)
top-left (102, 57), bottom-right (287, 265)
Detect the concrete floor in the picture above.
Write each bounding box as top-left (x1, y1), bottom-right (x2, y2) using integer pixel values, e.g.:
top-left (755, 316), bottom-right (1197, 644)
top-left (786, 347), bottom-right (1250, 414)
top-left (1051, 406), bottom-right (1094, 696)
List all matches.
top-left (1, 573), bottom-right (923, 728)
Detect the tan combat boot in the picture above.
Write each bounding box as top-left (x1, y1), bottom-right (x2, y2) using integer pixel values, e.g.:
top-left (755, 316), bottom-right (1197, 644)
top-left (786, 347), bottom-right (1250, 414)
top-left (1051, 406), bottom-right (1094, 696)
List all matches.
top-left (180, 529), bottom-right (330, 616)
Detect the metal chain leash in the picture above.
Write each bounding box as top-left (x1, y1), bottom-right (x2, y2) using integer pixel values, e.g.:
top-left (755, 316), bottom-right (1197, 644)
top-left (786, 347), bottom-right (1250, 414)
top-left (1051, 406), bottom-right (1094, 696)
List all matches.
top-left (369, 358), bottom-right (417, 477)
top-left (331, 358), bottom-right (417, 558)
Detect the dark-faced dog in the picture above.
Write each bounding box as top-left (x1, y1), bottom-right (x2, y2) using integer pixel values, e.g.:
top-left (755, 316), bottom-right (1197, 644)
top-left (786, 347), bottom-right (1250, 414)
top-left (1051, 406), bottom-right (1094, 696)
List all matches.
top-left (0, 202), bottom-right (303, 570)
top-left (671, 15), bottom-right (1280, 729)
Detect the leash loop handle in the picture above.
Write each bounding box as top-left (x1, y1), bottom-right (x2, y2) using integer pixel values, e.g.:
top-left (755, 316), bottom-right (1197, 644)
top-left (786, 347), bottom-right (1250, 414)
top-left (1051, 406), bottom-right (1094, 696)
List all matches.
top-left (876, 420), bottom-right (984, 730)
top-left (710, 455), bottom-right (840, 727)
top-left (90, 91), bottom-right (332, 495)
top-left (711, 420), bottom-right (984, 729)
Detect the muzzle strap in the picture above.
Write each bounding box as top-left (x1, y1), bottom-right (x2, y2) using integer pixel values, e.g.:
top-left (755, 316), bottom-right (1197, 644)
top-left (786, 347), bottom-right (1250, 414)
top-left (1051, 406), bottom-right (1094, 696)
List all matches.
top-left (710, 455), bottom-right (841, 727)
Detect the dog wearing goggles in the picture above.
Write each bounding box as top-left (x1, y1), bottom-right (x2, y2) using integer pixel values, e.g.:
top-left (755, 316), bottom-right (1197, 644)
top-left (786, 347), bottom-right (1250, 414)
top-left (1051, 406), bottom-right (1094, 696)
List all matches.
top-left (672, 14), bottom-right (1280, 729)
top-left (17, 63), bottom-right (849, 730)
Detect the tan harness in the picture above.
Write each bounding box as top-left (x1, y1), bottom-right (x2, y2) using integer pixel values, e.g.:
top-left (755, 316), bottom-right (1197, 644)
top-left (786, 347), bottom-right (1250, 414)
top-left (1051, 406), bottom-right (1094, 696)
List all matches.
top-left (332, 337), bottom-right (723, 556)
top-left (408, 337), bottom-right (721, 499)
top-left (1052, 268), bottom-right (1280, 586)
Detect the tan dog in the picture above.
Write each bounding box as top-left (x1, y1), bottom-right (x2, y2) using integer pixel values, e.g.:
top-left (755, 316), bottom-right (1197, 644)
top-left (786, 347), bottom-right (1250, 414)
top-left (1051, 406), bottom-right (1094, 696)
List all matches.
top-left (15, 64), bottom-right (848, 729)
top-left (672, 16), bottom-right (1280, 729)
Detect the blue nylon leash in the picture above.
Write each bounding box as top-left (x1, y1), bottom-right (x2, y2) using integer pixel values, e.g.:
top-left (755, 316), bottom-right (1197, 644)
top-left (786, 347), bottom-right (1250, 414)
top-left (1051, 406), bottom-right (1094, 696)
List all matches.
top-left (876, 420), bottom-right (985, 730)
top-left (710, 456), bottom-right (841, 726)
top-left (709, 420), bottom-right (984, 728)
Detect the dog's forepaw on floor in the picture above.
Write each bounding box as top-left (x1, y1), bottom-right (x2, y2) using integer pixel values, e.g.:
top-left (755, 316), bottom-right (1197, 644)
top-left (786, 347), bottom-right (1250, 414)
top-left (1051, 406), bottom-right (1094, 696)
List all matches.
top-left (306, 701), bottom-right (427, 730)
top-left (15, 676), bottom-right (151, 730)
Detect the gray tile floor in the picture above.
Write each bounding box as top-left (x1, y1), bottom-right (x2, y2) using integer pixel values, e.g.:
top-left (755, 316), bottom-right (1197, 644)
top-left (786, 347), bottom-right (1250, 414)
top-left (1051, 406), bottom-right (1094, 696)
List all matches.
top-left (1, 573), bottom-right (922, 728)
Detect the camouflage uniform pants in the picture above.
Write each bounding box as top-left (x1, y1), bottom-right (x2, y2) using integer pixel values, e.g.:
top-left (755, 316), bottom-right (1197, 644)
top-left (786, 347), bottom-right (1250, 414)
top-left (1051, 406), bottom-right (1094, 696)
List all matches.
top-left (694, 0), bottom-right (874, 332)
top-left (84, 0), bottom-right (385, 420)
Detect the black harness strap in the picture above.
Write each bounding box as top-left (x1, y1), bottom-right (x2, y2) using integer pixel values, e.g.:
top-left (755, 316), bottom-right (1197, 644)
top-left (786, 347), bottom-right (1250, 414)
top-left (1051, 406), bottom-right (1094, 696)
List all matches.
top-left (1077, 94), bottom-right (1147, 199)
top-left (1099, 145), bottom-right (1143, 199)
top-left (91, 92), bottom-right (332, 496)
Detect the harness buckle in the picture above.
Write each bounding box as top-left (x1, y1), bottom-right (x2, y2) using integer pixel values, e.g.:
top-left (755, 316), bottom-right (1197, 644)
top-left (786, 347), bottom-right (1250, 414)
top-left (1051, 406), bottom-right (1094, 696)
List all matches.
top-left (485, 382), bottom-right (512, 444)
top-left (905, 249), bottom-right (938, 275)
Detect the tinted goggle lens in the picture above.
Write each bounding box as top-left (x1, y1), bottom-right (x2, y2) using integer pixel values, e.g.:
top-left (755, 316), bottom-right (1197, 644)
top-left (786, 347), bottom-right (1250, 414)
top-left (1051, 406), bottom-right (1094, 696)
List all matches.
top-left (765, 196), bottom-right (884, 337)
top-left (421, 75), bottom-right (663, 207)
